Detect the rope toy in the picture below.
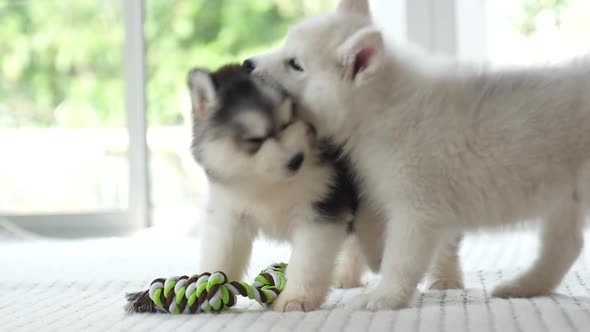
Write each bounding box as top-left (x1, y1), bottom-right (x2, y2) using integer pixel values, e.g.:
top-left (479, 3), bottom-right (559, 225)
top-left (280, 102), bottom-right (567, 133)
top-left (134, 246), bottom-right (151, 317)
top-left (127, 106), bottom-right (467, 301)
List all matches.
top-left (125, 262), bottom-right (287, 314)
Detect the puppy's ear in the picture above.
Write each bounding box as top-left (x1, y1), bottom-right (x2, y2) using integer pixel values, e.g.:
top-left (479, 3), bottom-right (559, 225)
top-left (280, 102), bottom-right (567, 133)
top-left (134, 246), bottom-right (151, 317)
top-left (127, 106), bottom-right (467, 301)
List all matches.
top-left (187, 68), bottom-right (218, 120)
top-left (337, 27), bottom-right (384, 84)
top-left (337, 0), bottom-right (370, 18)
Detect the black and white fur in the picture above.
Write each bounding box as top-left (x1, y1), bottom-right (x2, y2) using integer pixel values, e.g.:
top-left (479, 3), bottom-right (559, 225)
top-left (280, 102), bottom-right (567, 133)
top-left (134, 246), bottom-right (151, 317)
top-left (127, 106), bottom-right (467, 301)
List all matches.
top-left (188, 64), bottom-right (384, 311)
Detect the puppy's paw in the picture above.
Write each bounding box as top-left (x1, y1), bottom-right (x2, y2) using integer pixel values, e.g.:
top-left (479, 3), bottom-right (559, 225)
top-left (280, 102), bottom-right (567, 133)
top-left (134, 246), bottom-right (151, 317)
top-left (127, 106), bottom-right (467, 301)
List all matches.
top-left (346, 293), bottom-right (371, 310)
top-left (333, 273), bottom-right (364, 289)
top-left (365, 293), bottom-right (409, 311)
top-left (272, 290), bottom-right (323, 312)
top-left (492, 278), bottom-right (550, 298)
top-left (346, 289), bottom-right (412, 311)
top-left (426, 278), bottom-right (464, 290)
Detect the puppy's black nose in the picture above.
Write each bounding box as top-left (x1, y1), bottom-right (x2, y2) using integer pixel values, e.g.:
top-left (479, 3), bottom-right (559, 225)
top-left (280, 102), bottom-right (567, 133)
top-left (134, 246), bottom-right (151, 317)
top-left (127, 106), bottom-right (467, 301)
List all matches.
top-left (287, 153), bottom-right (304, 172)
top-left (242, 59), bottom-right (256, 73)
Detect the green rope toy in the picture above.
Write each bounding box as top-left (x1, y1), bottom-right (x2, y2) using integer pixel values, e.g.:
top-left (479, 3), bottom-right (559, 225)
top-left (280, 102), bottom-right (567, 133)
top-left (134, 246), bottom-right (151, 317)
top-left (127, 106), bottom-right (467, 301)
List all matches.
top-left (125, 262), bottom-right (287, 314)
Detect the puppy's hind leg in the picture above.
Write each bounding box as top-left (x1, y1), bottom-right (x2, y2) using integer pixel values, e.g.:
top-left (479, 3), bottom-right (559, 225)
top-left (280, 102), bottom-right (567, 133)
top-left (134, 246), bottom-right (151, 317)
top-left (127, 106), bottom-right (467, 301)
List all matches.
top-left (333, 234), bottom-right (366, 289)
top-left (425, 232), bottom-right (464, 290)
top-left (353, 204), bottom-right (385, 273)
top-left (493, 193), bottom-right (584, 298)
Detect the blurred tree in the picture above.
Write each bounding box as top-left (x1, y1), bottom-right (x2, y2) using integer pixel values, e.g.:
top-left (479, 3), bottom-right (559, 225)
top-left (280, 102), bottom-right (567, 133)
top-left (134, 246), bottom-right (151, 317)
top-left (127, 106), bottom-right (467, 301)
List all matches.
top-left (0, 0), bottom-right (336, 128)
top-left (511, 0), bottom-right (590, 62)
top-left (512, 0), bottom-right (568, 36)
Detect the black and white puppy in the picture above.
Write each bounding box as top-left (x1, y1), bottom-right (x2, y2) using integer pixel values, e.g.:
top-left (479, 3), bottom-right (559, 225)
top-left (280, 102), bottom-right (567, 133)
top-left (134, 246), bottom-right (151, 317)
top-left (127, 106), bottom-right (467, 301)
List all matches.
top-left (188, 64), bottom-right (384, 311)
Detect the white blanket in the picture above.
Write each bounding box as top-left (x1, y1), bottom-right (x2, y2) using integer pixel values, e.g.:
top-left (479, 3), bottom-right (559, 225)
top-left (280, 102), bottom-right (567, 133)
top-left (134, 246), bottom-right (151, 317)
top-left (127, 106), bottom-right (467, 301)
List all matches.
top-left (1, 230), bottom-right (589, 332)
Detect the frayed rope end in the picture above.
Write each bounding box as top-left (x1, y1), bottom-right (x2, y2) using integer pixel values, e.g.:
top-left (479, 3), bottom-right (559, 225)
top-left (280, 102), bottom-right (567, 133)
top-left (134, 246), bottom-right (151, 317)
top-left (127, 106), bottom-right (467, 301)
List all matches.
top-left (124, 290), bottom-right (156, 313)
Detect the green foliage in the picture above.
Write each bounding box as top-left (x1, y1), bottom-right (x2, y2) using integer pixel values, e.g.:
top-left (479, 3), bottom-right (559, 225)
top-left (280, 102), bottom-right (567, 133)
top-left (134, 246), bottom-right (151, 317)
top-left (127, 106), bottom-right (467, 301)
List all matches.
top-left (0, 0), bottom-right (125, 127)
top-left (512, 0), bottom-right (568, 36)
top-left (0, 0), bottom-right (335, 128)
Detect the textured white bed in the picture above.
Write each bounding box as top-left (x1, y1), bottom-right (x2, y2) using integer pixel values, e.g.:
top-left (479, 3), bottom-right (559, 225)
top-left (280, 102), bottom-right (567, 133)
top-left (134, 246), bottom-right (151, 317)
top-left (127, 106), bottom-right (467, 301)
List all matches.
top-left (1, 226), bottom-right (589, 332)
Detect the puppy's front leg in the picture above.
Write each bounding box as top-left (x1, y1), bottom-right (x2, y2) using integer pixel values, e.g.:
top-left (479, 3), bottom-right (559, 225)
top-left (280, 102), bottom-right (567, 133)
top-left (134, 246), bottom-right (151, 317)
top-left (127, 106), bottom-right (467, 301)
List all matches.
top-left (198, 209), bottom-right (256, 281)
top-left (349, 209), bottom-right (440, 311)
top-left (273, 220), bottom-right (347, 312)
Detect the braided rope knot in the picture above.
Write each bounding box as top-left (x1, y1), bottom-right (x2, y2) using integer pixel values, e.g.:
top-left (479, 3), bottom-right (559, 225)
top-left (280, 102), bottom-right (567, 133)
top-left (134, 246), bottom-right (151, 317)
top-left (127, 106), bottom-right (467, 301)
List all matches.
top-left (125, 262), bottom-right (288, 314)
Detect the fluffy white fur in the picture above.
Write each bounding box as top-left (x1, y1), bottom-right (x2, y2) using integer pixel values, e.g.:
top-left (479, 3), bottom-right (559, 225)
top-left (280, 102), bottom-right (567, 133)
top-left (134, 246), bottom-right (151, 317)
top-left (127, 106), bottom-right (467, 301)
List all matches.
top-left (249, 0), bottom-right (590, 310)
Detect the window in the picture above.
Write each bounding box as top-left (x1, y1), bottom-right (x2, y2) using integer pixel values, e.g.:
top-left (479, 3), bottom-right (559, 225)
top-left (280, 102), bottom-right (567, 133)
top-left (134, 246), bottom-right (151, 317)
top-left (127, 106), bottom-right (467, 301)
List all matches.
top-left (0, 0), bottom-right (131, 235)
top-left (0, 0), bottom-right (339, 235)
top-left (376, 0), bottom-right (590, 66)
top-left (486, 0), bottom-right (590, 65)
top-left (3, 0), bottom-right (587, 235)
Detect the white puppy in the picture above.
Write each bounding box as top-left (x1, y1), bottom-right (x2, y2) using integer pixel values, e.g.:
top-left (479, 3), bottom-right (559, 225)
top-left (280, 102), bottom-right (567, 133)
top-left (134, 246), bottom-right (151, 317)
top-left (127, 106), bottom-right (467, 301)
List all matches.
top-left (247, 0), bottom-right (590, 310)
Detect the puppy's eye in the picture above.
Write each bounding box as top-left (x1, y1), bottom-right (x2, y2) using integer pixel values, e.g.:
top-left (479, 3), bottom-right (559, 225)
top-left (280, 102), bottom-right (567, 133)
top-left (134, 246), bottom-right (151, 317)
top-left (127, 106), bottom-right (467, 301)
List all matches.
top-left (280, 122), bottom-right (292, 131)
top-left (287, 58), bottom-right (304, 72)
top-left (246, 137), bottom-right (266, 146)
top-left (244, 137), bottom-right (265, 154)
